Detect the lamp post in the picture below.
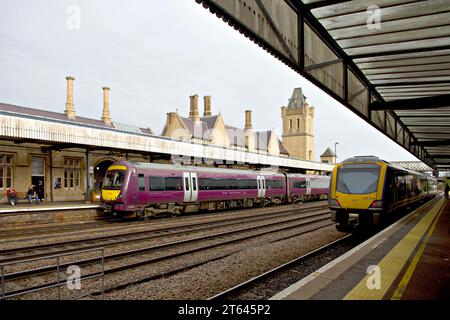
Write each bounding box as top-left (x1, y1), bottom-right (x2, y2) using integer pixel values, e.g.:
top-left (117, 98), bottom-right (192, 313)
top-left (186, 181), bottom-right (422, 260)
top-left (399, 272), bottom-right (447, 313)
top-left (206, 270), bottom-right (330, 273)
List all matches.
top-left (334, 142), bottom-right (339, 163)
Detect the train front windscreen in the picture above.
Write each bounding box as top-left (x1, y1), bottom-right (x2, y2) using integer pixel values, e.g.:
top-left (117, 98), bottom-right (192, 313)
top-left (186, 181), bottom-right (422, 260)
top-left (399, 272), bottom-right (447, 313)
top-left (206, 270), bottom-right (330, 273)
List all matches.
top-left (102, 169), bottom-right (127, 202)
top-left (103, 170), bottom-right (126, 190)
top-left (337, 163), bottom-right (380, 195)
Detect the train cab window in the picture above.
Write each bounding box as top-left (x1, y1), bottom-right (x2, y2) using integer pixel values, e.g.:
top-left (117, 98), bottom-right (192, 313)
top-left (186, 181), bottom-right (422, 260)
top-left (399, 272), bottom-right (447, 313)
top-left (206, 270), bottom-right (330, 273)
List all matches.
top-left (148, 176), bottom-right (164, 191)
top-left (138, 174), bottom-right (145, 191)
top-left (337, 164), bottom-right (380, 194)
top-left (103, 170), bottom-right (126, 190)
top-left (165, 177), bottom-right (182, 190)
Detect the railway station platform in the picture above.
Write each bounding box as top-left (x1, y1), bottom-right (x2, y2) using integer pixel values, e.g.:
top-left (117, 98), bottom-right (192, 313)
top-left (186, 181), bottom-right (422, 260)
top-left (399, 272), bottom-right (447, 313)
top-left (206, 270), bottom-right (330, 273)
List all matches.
top-left (0, 201), bottom-right (100, 214)
top-left (272, 196), bottom-right (449, 300)
top-left (0, 201), bottom-right (103, 227)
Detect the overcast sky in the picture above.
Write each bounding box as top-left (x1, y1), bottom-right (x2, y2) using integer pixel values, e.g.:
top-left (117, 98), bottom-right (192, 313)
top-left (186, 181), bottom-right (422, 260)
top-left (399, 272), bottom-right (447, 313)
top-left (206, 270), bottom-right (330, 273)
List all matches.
top-left (0, 0), bottom-right (419, 162)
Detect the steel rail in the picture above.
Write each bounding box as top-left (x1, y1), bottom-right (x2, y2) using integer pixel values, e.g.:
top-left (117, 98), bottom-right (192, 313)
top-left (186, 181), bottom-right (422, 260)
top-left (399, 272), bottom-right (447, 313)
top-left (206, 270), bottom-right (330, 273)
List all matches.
top-left (207, 234), bottom-right (353, 300)
top-left (0, 203), bottom-right (327, 258)
top-left (3, 213), bottom-right (333, 298)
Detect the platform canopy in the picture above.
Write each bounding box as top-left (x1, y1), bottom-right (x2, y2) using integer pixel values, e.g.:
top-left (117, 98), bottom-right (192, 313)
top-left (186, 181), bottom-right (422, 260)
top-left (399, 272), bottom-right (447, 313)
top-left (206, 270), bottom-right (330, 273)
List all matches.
top-left (196, 0), bottom-right (450, 171)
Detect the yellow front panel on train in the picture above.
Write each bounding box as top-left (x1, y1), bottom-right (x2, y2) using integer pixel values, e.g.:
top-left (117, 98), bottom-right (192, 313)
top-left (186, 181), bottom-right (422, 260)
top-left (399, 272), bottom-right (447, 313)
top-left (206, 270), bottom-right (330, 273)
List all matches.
top-left (102, 189), bottom-right (121, 201)
top-left (108, 165), bottom-right (128, 171)
top-left (336, 192), bottom-right (377, 210)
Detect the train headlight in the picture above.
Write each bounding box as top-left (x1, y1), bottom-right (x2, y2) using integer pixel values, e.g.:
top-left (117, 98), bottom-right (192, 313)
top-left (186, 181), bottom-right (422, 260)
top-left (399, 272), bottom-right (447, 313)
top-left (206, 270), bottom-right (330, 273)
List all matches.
top-left (329, 198), bottom-right (341, 208)
top-left (369, 200), bottom-right (383, 208)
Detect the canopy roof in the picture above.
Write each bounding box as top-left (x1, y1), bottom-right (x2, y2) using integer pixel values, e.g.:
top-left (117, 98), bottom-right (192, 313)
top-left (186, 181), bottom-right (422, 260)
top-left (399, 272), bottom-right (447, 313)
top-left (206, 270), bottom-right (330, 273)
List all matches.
top-left (198, 0), bottom-right (450, 171)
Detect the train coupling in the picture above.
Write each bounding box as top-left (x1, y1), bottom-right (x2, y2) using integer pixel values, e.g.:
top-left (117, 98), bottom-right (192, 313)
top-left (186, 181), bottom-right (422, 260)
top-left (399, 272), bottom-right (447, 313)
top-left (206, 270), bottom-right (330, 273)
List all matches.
top-left (348, 213), bottom-right (359, 228)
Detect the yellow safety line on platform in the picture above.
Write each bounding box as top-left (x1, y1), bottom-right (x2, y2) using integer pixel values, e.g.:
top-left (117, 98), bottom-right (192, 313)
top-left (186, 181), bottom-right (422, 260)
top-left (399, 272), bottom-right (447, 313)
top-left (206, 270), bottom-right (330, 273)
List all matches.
top-left (390, 201), bottom-right (445, 300)
top-left (344, 198), bottom-right (445, 300)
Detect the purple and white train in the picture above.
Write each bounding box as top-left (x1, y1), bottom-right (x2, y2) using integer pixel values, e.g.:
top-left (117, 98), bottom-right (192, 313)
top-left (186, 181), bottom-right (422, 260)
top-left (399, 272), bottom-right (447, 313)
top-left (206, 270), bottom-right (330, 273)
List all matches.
top-left (101, 161), bottom-right (330, 218)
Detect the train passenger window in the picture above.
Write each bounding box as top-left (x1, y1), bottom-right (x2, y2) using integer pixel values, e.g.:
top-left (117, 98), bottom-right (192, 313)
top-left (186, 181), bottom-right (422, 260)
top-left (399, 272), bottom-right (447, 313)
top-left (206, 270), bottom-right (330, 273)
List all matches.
top-left (148, 176), bottom-right (164, 191)
top-left (165, 177), bottom-right (182, 190)
top-left (138, 174), bottom-right (145, 191)
top-left (266, 180), bottom-right (282, 189)
top-left (185, 177), bottom-right (189, 191)
top-left (198, 178), bottom-right (212, 190)
top-left (192, 177), bottom-right (197, 191)
top-left (198, 178), bottom-right (261, 190)
top-left (237, 179), bottom-right (250, 189)
top-left (293, 180), bottom-right (306, 189)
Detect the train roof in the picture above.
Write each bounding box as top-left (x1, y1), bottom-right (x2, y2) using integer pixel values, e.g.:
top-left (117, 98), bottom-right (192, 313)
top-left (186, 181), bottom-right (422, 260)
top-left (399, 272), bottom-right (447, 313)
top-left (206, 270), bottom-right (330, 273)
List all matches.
top-left (124, 161), bottom-right (285, 176)
top-left (286, 173), bottom-right (330, 179)
top-left (341, 156), bottom-right (427, 177)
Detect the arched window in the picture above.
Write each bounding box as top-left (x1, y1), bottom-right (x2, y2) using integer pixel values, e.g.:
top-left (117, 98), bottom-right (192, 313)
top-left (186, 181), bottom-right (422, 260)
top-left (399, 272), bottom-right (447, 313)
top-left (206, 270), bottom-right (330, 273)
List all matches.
top-left (289, 119), bottom-right (292, 131)
top-left (297, 118), bottom-right (300, 130)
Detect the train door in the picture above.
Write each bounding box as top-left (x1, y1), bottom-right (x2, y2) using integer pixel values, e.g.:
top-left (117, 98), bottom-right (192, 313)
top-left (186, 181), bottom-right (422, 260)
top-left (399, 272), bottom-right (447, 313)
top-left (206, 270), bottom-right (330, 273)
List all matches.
top-left (306, 178), bottom-right (312, 195)
top-left (183, 172), bottom-right (191, 202)
top-left (257, 176), bottom-right (266, 198)
top-left (183, 172), bottom-right (198, 202)
top-left (190, 173), bottom-right (198, 202)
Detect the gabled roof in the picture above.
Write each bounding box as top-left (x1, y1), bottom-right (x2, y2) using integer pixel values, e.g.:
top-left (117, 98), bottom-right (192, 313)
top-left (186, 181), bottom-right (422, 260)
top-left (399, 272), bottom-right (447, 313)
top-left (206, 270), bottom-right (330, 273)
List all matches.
top-left (175, 109), bottom-right (289, 155)
top-left (0, 102), bottom-right (153, 135)
top-left (254, 130), bottom-right (270, 151)
top-left (320, 147), bottom-right (336, 157)
top-left (278, 140), bottom-right (289, 155)
top-left (201, 115), bottom-right (218, 129)
top-left (225, 125), bottom-right (246, 148)
top-left (179, 116), bottom-right (212, 141)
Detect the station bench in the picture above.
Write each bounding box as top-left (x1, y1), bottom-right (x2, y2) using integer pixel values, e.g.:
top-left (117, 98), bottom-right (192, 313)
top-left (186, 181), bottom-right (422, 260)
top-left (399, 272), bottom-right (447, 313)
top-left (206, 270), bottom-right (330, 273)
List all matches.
top-left (1, 191), bottom-right (40, 205)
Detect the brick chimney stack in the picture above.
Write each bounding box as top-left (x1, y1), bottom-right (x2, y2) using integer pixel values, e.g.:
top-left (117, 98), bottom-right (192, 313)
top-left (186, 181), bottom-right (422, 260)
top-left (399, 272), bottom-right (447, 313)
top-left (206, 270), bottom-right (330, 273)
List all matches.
top-left (189, 94), bottom-right (200, 122)
top-left (244, 109), bottom-right (255, 151)
top-left (101, 86), bottom-right (112, 125)
top-left (245, 110), bottom-right (252, 129)
top-left (203, 95), bottom-right (212, 117)
top-left (64, 76), bottom-right (76, 119)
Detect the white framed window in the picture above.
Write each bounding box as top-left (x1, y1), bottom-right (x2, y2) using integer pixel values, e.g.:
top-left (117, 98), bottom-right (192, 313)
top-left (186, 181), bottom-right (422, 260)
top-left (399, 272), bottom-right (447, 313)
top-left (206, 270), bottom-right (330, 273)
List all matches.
top-left (64, 159), bottom-right (81, 189)
top-left (0, 155), bottom-right (13, 189)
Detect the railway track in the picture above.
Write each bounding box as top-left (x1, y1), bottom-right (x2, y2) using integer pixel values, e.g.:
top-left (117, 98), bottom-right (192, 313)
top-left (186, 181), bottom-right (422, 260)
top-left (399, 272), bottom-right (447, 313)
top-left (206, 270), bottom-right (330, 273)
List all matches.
top-left (0, 205), bottom-right (333, 299)
top-left (0, 219), bottom-right (120, 239)
top-left (205, 197), bottom-right (441, 300)
top-left (208, 234), bottom-right (354, 300)
top-left (0, 203), bottom-right (328, 259)
top-left (0, 202), bottom-right (325, 243)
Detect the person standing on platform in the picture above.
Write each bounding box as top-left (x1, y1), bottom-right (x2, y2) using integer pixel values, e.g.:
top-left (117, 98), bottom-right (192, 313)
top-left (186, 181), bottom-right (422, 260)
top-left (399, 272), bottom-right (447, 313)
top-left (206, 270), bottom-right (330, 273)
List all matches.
top-left (445, 184), bottom-right (449, 200)
top-left (36, 180), bottom-right (45, 202)
top-left (6, 187), bottom-right (18, 206)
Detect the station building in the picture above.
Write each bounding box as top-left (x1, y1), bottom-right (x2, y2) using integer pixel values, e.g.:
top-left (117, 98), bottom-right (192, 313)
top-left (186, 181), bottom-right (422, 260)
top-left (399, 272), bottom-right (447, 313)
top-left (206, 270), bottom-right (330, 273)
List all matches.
top-left (0, 77), bottom-right (154, 203)
top-left (161, 95), bottom-right (289, 157)
top-left (0, 77), bottom-right (334, 204)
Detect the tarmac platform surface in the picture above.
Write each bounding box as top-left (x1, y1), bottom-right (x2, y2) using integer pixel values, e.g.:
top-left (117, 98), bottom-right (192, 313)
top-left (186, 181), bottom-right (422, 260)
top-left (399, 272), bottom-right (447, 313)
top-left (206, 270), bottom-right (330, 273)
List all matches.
top-left (272, 196), bottom-right (449, 300)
